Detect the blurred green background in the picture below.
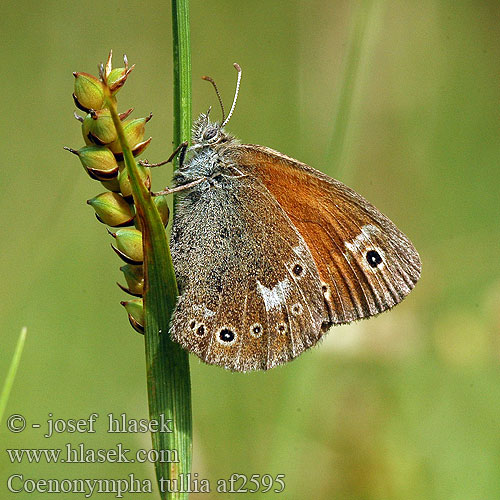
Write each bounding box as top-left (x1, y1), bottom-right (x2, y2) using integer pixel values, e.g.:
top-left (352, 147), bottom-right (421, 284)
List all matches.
top-left (1, 1), bottom-right (500, 499)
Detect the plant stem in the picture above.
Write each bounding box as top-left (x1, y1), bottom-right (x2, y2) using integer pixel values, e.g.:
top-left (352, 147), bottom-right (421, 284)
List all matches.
top-left (106, 45), bottom-right (192, 500)
top-left (172, 0), bottom-right (192, 151)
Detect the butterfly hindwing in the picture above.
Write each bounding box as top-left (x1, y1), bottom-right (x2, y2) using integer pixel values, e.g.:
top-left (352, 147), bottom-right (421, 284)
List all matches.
top-left (170, 172), bottom-right (327, 371)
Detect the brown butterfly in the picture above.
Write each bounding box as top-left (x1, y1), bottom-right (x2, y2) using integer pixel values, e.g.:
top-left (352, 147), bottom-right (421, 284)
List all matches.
top-left (168, 64), bottom-right (421, 372)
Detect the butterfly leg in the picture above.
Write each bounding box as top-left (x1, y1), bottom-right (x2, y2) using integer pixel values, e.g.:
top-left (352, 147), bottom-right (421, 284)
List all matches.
top-left (139, 141), bottom-right (189, 169)
top-left (153, 176), bottom-right (207, 196)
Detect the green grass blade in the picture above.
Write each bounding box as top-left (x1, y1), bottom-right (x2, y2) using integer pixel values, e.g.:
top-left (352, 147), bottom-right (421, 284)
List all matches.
top-left (326, 0), bottom-right (382, 183)
top-left (106, 11), bottom-right (193, 492)
top-left (0, 327), bottom-right (27, 423)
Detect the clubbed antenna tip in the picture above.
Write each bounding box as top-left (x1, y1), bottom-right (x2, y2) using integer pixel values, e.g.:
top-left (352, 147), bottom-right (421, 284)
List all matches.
top-left (221, 63), bottom-right (242, 127)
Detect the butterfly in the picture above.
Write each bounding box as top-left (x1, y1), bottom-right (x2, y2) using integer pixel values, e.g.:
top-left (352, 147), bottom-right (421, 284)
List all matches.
top-left (168, 64), bottom-right (421, 372)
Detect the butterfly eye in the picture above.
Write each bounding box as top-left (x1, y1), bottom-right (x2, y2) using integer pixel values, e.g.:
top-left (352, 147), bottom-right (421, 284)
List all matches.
top-left (366, 250), bottom-right (383, 268)
top-left (203, 128), bottom-right (217, 141)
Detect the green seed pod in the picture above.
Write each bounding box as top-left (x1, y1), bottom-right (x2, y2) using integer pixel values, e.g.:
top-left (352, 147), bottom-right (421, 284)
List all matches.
top-left (108, 114), bottom-right (152, 154)
top-left (100, 177), bottom-right (121, 192)
top-left (134, 194), bottom-right (169, 231)
top-left (87, 109), bottom-right (117, 145)
top-left (114, 138), bottom-right (152, 161)
top-left (119, 264), bottom-right (144, 296)
top-left (73, 72), bottom-right (105, 111)
top-left (107, 67), bottom-right (125, 87)
top-left (154, 194), bottom-right (170, 226)
top-left (73, 145), bottom-right (119, 180)
top-left (118, 168), bottom-right (131, 198)
top-left (118, 165), bottom-right (151, 199)
top-left (121, 299), bottom-right (144, 333)
top-left (87, 192), bottom-right (135, 227)
top-left (64, 146), bottom-right (95, 179)
top-left (114, 228), bottom-right (143, 263)
top-left (107, 66), bottom-right (134, 95)
top-left (81, 114), bottom-right (93, 145)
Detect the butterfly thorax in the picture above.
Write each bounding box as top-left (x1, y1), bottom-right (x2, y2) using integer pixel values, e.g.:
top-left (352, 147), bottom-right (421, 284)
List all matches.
top-left (174, 113), bottom-right (240, 185)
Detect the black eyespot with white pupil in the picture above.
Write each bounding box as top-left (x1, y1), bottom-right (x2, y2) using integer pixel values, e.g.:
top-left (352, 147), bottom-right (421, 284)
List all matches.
top-left (219, 328), bottom-right (235, 343)
top-left (292, 264), bottom-right (303, 276)
top-left (250, 323), bottom-right (262, 338)
top-left (366, 250), bottom-right (383, 268)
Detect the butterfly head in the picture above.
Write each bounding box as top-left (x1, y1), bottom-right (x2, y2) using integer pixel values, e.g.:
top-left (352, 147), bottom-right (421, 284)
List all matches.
top-left (191, 108), bottom-right (225, 147)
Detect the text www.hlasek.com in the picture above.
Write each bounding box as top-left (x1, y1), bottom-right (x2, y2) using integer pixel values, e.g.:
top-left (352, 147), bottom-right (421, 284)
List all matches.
top-left (6, 442), bottom-right (177, 464)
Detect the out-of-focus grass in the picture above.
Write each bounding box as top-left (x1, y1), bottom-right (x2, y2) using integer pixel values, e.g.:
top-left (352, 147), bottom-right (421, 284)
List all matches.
top-left (1, 1), bottom-right (499, 499)
top-left (0, 328), bottom-right (27, 423)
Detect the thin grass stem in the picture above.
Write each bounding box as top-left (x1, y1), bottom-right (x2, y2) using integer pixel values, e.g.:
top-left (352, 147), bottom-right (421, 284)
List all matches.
top-left (0, 327), bottom-right (27, 423)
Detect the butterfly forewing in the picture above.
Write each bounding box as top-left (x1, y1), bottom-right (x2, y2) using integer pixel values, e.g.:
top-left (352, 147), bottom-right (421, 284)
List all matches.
top-left (233, 144), bottom-right (422, 326)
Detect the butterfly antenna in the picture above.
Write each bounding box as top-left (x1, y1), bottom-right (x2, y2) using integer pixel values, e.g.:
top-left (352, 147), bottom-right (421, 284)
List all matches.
top-left (222, 63), bottom-right (242, 127)
top-left (201, 75), bottom-right (226, 124)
